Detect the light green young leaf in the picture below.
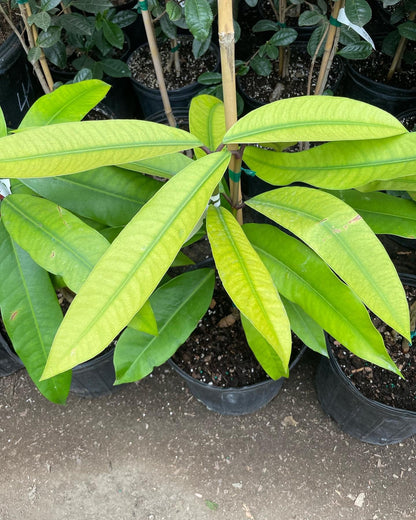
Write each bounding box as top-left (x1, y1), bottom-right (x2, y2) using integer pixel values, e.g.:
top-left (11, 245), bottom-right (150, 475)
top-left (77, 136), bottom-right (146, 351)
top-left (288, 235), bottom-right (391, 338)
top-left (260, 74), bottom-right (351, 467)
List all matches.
top-left (244, 223), bottom-right (400, 374)
top-left (18, 80), bottom-right (110, 129)
top-left (0, 108), bottom-right (6, 137)
top-left (128, 300), bottom-right (158, 336)
top-left (41, 151), bottom-right (230, 379)
top-left (1, 120), bottom-right (202, 179)
top-left (242, 132), bottom-right (416, 189)
top-left (206, 206), bottom-right (291, 373)
top-left (357, 176), bottom-right (416, 192)
top-left (119, 153), bottom-right (193, 179)
top-left (114, 268), bottom-right (215, 383)
top-left (247, 187), bottom-right (410, 340)
top-left (1, 194), bottom-right (110, 293)
top-left (189, 95), bottom-right (226, 157)
top-left (223, 96), bottom-right (406, 144)
top-left (0, 221), bottom-right (72, 403)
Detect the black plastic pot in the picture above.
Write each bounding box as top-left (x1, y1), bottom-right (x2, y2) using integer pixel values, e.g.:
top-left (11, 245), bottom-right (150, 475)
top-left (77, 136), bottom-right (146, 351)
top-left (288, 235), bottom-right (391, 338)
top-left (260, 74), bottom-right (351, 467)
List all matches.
top-left (128, 40), bottom-right (220, 118)
top-left (342, 60), bottom-right (416, 116)
top-left (316, 274), bottom-right (416, 445)
top-left (145, 108), bottom-right (189, 130)
top-left (70, 347), bottom-right (117, 398)
top-left (0, 33), bottom-right (38, 128)
top-left (0, 329), bottom-right (24, 377)
top-left (169, 344), bottom-right (307, 415)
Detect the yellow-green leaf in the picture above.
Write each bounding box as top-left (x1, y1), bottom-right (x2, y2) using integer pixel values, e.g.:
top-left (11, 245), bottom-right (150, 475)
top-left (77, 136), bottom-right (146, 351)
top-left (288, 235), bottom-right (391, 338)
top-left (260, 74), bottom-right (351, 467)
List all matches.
top-left (128, 300), bottom-right (158, 336)
top-left (189, 95), bottom-right (226, 157)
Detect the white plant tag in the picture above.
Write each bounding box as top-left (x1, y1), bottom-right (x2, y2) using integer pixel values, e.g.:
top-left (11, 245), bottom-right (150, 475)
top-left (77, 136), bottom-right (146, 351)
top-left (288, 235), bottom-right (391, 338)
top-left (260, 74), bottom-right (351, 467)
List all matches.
top-left (0, 179), bottom-right (11, 198)
top-left (338, 8), bottom-right (376, 50)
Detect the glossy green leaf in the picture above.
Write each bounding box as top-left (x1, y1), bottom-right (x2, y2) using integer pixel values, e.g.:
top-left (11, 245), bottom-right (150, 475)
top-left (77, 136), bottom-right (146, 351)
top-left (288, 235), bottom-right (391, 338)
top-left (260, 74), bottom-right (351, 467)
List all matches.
top-left (247, 187), bottom-right (410, 340)
top-left (240, 314), bottom-right (287, 380)
top-left (102, 19), bottom-right (124, 48)
top-left (253, 20), bottom-right (278, 32)
top-left (18, 80), bottom-right (110, 129)
top-left (114, 268), bottom-right (215, 383)
top-left (307, 24), bottom-right (327, 56)
top-left (398, 21), bottom-right (416, 41)
top-left (71, 0), bottom-right (112, 13)
top-left (171, 251), bottom-right (195, 266)
top-left (357, 175), bottom-right (416, 192)
top-left (223, 96), bottom-right (407, 144)
top-left (21, 166), bottom-right (163, 226)
top-left (189, 95), bottom-right (226, 158)
top-left (298, 10), bottom-right (325, 26)
top-left (185, 0), bottom-right (213, 41)
top-left (28, 46), bottom-right (42, 64)
top-left (101, 58), bottom-right (131, 78)
top-left (43, 41), bottom-right (67, 69)
top-left (244, 223), bottom-right (400, 373)
top-left (0, 221), bottom-right (72, 403)
top-left (206, 206), bottom-right (291, 373)
top-left (337, 41), bottom-right (373, 59)
top-left (331, 190), bottom-right (416, 238)
top-left (242, 132), bottom-right (416, 189)
top-left (250, 54), bottom-right (272, 76)
top-left (166, 0), bottom-right (183, 21)
top-left (345, 0), bottom-right (372, 26)
top-left (119, 153), bottom-right (193, 179)
top-left (57, 13), bottom-right (93, 36)
top-left (269, 27), bottom-right (298, 46)
top-left (29, 12), bottom-right (51, 31)
top-left (1, 120), bottom-right (202, 179)
top-left (41, 151), bottom-right (230, 378)
top-left (128, 300), bottom-right (158, 336)
top-left (1, 194), bottom-right (109, 293)
top-left (280, 296), bottom-right (326, 356)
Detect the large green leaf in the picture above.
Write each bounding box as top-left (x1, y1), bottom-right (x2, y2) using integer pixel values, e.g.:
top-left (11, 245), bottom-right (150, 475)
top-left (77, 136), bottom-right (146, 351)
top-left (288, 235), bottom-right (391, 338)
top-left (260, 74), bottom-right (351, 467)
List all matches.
top-left (331, 190), bottom-right (416, 238)
top-left (357, 175), bottom-right (416, 192)
top-left (223, 96), bottom-right (406, 144)
top-left (189, 95), bottom-right (226, 158)
top-left (242, 132), bottom-right (416, 189)
top-left (114, 268), bottom-right (215, 383)
top-left (1, 194), bottom-right (109, 293)
top-left (247, 187), bottom-right (410, 340)
top-left (41, 151), bottom-right (230, 378)
top-left (244, 223), bottom-right (400, 373)
top-left (1, 120), bottom-right (202, 179)
top-left (185, 0), bottom-right (213, 41)
top-left (344, 0), bottom-right (372, 26)
top-left (206, 206), bottom-right (292, 373)
top-left (18, 80), bottom-right (110, 129)
top-left (119, 153), bottom-right (193, 179)
top-left (280, 296), bottom-right (326, 356)
top-left (21, 166), bottom-right (163, 227)
top-left (0, 221), bottom-right (71, 403)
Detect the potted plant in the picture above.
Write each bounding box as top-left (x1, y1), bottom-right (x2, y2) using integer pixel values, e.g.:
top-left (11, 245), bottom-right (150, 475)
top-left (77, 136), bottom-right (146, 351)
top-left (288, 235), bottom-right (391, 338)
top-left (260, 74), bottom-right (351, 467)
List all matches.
top-left (1, 1), bottom-right (416, 415)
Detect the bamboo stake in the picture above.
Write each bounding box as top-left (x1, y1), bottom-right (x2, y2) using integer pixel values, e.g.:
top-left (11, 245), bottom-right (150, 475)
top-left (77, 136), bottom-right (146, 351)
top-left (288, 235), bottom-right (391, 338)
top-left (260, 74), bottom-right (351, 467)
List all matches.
top-left (314, 0), bottom-right (343, 95)
top-left (19, 2), bottom-right (54, 92)
top-left (139, 2), bottom-right (176, 127)
top-left (0, 4), bottom-right (50, 94)
top-left (387, 11), bottom-right (416, 81)
top-left (218, 0), bottom-right (243, 224)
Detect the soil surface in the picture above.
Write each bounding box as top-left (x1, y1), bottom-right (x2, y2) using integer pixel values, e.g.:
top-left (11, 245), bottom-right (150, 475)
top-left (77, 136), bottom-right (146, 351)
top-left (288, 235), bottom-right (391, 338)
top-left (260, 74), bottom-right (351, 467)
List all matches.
top-left (172, 278), bottom-right (303, 387)
top-left (332, 283), bottom-right (416, 411)
top-left (351, 48), bottom-right (416, 90)
top-left (238, 48), bottom-right (343, 104)
top-left (399, 112), bottom-right (416, 132)
top-left (0, 5), bottom-right (19, 45)
top-left (128, 37), bottom-right (218, 90)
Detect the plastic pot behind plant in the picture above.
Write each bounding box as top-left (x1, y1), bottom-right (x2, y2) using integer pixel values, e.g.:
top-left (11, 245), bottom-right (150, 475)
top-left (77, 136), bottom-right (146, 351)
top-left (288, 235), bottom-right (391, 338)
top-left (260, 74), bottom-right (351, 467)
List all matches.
top-left (70, 347), bottom-right (118, 398)
top-left (0, 326), bottom-right (24, 377)
top-left (169, 345), bottom-right (306, 415)
top-left (0, 33), bottom-right (38, 128)
top-left (316, 274), bottom-right (416, 445)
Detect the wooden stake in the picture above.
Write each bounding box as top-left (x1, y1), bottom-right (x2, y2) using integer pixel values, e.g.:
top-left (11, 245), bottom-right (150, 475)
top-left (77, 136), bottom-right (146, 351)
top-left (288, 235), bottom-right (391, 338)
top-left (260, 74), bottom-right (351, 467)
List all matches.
top-left (140, 5), bottom-right (176, 127)
top-left (387, 11), bottom-right (416, 81)
top-left (218, 0), bottom-right (243, 224)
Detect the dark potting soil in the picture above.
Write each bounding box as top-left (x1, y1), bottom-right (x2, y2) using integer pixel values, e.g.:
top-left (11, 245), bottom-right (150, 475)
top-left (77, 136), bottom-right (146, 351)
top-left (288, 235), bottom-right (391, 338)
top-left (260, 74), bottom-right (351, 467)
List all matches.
top-left (332, 284), bottom-right (416, 412)
top-left (128, 37), bottom-right (218, 90)
top-left (352, 48), bottom-right (416, 90)
top-left (0, 6), bottom-right (20, 45)
top-left (172, 279), bottom-right (303, 388)
top-left (239, 48), bottom-right (342, 104)
top-left (399, 113), bottom-right (416, 132)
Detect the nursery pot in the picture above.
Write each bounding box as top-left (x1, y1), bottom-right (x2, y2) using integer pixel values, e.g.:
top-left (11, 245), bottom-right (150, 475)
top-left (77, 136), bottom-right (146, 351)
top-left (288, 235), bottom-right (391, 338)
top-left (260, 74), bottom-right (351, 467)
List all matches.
top-left (169, 344), bottom-right (306, 416)
top-left (70, 347), bottom-right (117, 398)
top-left (0, 326), bottom-right (24, 377)
top-left (0, 33), bottom-right (37, 128)
top-left (342, 60), bottom-right (416, 116)
top-left (128, 40), bottom-right (220, 118)
top-left (316, 274), bottom-right (416, 445)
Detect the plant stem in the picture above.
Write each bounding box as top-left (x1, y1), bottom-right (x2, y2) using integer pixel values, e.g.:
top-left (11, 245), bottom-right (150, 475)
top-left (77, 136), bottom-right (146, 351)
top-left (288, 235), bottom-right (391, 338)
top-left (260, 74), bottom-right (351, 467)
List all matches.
top-left (278, 0), bottom-right (287, 77)
top-left (218, 0), bottom-right (243, 224)
top-left (314, 0), bottom-right (343, 95)
top-left (307, 23), bottom-right (329, 95)
top-left (387, 11), bottom-right (416, 81)
top-left (140, 5), bottom-right (176, 127)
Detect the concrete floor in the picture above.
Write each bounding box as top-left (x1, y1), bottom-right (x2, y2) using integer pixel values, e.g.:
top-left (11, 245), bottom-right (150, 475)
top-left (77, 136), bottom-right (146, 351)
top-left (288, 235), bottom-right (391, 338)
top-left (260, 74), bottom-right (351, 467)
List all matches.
top-left (0, 350), bottom-right (415, 520)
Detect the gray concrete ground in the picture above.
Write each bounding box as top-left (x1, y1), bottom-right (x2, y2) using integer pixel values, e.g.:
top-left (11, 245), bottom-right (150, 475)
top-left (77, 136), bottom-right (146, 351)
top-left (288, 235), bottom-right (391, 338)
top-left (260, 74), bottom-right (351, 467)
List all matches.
top-left (0, 350), bottom-right (415, 520)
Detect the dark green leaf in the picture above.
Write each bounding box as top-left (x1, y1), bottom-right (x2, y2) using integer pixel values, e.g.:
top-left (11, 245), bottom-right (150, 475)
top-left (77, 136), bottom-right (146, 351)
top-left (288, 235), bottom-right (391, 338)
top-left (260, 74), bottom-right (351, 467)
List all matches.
top-left (41, 0), bottom-right (62, 9)
top-left (398, 21), bottom-right (416, 41)
top-left (307, 23), bottom-right (328, 56)
top-left (253, 19), bottom-right (278, 32)
top-left (111, 10), bottom-right (138, 28)
top-left (339, 25), bottom-right (361, 45)
top-left (159, 13), bottom-right (177, 39)
top-left (245, 0), bottom-right (258, 5)
top-left (390, 4), bottom-right (406, 24)
top-left (57, 13), bottom-right (94, 36)
top-left (102, 19), bottom-right (125, 48)
top-left (28, 12), bottom-right (51, 31)
top-left (71, 0), bottom-right (112, 13)
top-left (37, 26), bottom-right (62, 48)
top-left (27, 46), bottom-right (42, 64)
top-left (317, 0), bottom-right (328, 14)
top-left (234, 19), bottom-right (241, 42)
top-left (185, 0), bottom-right (214, 41)
top-left (101, 58), bottom-right (131, 77)
top-left (298, 10), bottom-right (325, 26)
top-left (269, 27), bottom-right (298, 46)
top-left (382, 29), bottom-right (400, 56)
top-left (198, 71), bottom-right (222, 85)
top-left (337, 40), bottom-right (373, 59)
top-left (192, 31), bottom-right (212, 58)
top-left (250, 54), bottom-right (272, 76)
top-left (345, 0), bottom-right (372, 26)
top-left (166, 0), bottom-right (182, 21)
top-left (43, 41), bottom-right (67, 68)
top-left (73, 68), bottom-right (94, 82)
top-left (266, 44), bottom-right (279, 59)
